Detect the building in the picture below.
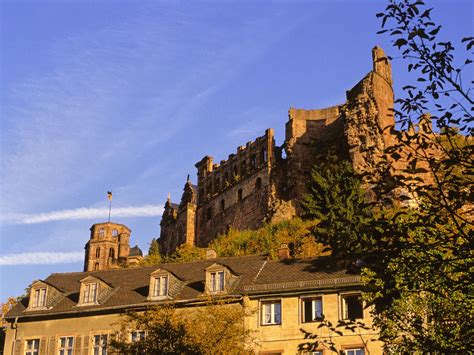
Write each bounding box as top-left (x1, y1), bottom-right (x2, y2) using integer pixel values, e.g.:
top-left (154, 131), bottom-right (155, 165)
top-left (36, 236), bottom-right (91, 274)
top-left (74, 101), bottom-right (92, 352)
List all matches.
top-left (4, 250), bottom-right (383, 354)
top-left (83, 222), bottom-right (143, 271)
top-left (159, 46), bottom-right (428, 255)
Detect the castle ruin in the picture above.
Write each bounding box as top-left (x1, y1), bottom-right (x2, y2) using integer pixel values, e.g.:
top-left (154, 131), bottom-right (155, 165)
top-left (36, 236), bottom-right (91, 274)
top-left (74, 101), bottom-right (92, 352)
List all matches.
top-left (158, 46), bottom-right (405, 255)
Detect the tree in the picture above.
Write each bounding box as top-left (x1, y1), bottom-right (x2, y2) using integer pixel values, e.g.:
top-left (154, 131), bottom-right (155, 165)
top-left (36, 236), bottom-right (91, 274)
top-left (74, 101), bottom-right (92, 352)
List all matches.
top-left (110, 299), bottom-right (255, 354)
top-left (301, 1), bottom-right (472, 352)
top-left (141, 238), bottom-right (162, 265)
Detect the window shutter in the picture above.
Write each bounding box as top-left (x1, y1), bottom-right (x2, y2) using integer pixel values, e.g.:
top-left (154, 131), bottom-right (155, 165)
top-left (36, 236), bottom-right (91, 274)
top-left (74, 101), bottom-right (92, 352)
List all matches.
top-left (82, 336), bottom-right (89, 355)
top-left (48, 336), bottom-right (56, 355)
top-left (13, 340), bottom-right (22, 355)
top-left (74, 335), bottom-right (82, 354)
top-left (40, 337), bottom-right (47, 353)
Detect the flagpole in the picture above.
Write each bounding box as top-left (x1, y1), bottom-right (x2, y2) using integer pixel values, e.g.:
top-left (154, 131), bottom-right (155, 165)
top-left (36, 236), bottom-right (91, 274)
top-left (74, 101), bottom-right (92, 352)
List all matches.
top-left (107, 191), bottom-right (113, 222)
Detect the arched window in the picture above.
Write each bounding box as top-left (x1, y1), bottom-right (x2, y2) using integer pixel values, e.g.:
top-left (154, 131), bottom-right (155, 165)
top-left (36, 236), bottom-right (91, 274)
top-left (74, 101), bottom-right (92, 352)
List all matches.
top-left (251, 154), bottom-right (257, 169)
top-left (260, 148), bottom-right (267, 163)
top-left (95, 248), bottom-right (100, 258)
top-left (109, 248), bottom-right (115, 259)
top-left (94, 263), bottom-right (100, 271)
top-left (112, 229), bottom-right (118, 237)
top-left (256, 177), bottom-right (262, 190)
top-left (241, 161), bottom-right (247, 176)
top-left (220, 199), bottom-right (225, 212)
top-left (99, 228), bottom-right (105, 238)
top-left (238, 189), bottom-right (243, 201)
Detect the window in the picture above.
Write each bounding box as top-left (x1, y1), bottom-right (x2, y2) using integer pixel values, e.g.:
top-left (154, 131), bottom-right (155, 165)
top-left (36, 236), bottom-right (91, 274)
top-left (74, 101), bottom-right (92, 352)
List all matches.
top-left (25, 339), bottom-right (39, 355)
top-left (237, 189), bottom-right (243, 201)
top-left (93, 334), bottom-right (108, 355)
top-left (210, 271), bottom-right (225, 292)
top-left (206, 207), bottom-right (213, 221)
top-left (260, 148), bottom-right (267, 163)
top-left (250, 154), bottom-right (257, 169)
top-left (31, 288), bottom-right (47, 308)
top-left (302, 297), bottom-right (323, 322)
top-left (83, 283), bottom-right (98, 304)
top-left (261, 300), bottom-right (281, 325)
top-left (241, 161), bottom-right (247, 176)
top-left (112, 229), bottom-right (118, 236)
top-left (345, 348), bottom-right (364, 355)
top-left (152, 275), bottom-right (168, 297)
top-left (58, 336), bottom-right (74, 355)
top-left (255, 177), bottom-right (262, 190)
top-left (96, 247), bottom-right (100, 258)
top-left (342, 294), bottom-right (363, 320)
top-left (109, 248), bottom-right (115, 259)
top-left (311, 352), bottom-right (323, 355)
top-left (220, 199), bottom-right (225, 212)
top-left (130, 330), bottom-right (146, 342)
top-left (94, 263), bottom-right (100, 271)
top-left (99, 228), bottom-right (105, 237)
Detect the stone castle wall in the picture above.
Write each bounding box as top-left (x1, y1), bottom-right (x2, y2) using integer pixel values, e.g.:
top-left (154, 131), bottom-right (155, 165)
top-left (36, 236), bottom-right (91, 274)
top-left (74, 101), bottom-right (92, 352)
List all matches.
top-left (159, 46), bottom-right (399, 255)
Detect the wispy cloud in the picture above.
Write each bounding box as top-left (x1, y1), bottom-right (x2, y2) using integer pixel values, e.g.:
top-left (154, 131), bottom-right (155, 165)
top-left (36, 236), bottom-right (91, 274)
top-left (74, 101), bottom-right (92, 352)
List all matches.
top-left (3, 205), bottom-right (163, 225)
top-left (0, 252), bottom-right (83, 266)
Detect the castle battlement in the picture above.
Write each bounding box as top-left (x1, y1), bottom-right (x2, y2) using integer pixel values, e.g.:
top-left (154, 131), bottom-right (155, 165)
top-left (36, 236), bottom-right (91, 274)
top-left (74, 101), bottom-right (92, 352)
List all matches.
top-left (158, 46), bottom-right (399, 255)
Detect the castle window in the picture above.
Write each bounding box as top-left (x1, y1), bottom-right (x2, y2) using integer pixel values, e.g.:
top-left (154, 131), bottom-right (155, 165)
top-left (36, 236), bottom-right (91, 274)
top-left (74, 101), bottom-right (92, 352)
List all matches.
top-left (206, 207), bottom-right (213, 221)
top-left (94, 263), bottom-right (100, 271)
top-left (112, 229), bottom-right (118, 237)
top-left (301, 297), bottom-right (323, 322)
top-left (31, 288), bottom-right (47, 308)
top-left (238, 189), bottom-right (243, 201)
top-left (341, 293), bottom-right (363, 320)
top-left (152, 275), bottom-right (168, 298)
top-left (83, 283), bottom-right (98, 304)
top-left (99, 228), bottom-right (105, 238)
top-left (96, 247), bottom-right (101, 258)
top-left (210, 271), bottom-right (225, 292)
top-left (256, 177), bottom-right (262, 190)
top-left (233, 166), bottom-right (238, 178)
top-left (251, 154), bottom-right (257, 169)
top-left (109, 248), bottom-right (115, 259)
top-left (260, 148), bottom-right (267, 163)
top-left (207, 182), bottom-right (213, 195)
top-left (261, 300), bottom-right (281, 325)
top-left (241, 161), bottom-right (247, 176)
top-left (25, 339), bottom-right (40, 355)
top-left (220, 199), bottom-right (225, 212)
top-left (58, 336), bottom-right (74, 355)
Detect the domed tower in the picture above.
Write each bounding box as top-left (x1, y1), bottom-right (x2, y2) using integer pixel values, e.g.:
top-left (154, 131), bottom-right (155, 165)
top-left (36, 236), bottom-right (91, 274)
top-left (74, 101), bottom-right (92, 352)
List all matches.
top-left (83, 222), bottom-right (132, 271)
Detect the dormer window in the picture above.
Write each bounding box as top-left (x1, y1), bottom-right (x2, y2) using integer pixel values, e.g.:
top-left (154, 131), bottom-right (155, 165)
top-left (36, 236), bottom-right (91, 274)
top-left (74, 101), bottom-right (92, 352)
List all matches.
top-left (210, 271), bottom-right (224, 292)
top-left (31, 288), bottom-right (47, 308)
top-left (205, 263), bottom-right (236, 294)
top-left (83, 283), bottom-right (98, 304)
top-left (152, 275), bottom-right (168, 298)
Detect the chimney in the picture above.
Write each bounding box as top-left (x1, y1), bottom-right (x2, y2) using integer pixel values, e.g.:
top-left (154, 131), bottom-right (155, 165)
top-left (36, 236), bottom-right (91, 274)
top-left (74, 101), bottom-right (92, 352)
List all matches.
top-left (206, 248), bottom-right (217, 259)
top-left (278, 244), bottom-right (290, 260)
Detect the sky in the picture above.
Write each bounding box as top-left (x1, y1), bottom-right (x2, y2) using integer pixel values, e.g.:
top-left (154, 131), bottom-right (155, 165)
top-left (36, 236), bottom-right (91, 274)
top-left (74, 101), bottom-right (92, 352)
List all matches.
top-left (0, 0), bottom-right (472, 301)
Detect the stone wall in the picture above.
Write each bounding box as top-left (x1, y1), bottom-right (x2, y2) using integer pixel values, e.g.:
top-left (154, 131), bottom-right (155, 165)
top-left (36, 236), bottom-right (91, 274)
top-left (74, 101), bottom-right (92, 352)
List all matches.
top-left (158, 46), bottom-right (407, 255)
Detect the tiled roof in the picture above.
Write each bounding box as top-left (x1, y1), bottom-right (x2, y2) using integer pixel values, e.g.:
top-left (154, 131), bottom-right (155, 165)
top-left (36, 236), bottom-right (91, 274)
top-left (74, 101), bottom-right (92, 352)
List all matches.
top-left (6, 255), bottom-right (360, 319)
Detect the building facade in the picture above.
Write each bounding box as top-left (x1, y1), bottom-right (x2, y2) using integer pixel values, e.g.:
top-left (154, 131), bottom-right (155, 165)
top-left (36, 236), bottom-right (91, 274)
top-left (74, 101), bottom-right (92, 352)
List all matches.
top-left (4, 252), bottom-right (384, 354)
top-left (159, 46), bottom-right (424, 255)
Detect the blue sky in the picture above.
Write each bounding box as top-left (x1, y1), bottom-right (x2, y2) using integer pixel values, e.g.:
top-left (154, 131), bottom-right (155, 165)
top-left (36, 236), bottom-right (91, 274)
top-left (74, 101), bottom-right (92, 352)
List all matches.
top-left (0, 0), bottom-right (472, 301)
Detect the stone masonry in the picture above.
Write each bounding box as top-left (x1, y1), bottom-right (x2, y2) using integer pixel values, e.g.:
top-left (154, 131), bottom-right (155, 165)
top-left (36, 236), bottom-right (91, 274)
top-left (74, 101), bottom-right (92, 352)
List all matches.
top-left (159, 46), bottom-right (425, 255)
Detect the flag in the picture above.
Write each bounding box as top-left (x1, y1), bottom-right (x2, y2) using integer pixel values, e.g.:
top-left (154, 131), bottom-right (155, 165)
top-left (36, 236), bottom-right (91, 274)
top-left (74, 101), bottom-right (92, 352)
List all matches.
top-left (107, 191), bottom-right (113, 201)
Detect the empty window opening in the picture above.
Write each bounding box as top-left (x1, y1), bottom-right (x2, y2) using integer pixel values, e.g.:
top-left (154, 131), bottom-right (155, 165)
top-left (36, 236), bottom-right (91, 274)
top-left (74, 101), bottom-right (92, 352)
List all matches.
top-left (260, 148), bottom-right (267, 163)
top-left (238, 189), bottom-right (243, 201)
top-left (96, 248), bottom-right (100, 258)
top-left (241, 161), bottom-right (247, 176)
top-left (251, 154), bottom-right (257, 169)
top-left (206, 207), bottom-right (213, 221)
top-left (109, 248), bottom-right (115, 259)
top-left (256, 177), bottom-right (262, 190)
top-left (220, 199), bottom-right (225, 212)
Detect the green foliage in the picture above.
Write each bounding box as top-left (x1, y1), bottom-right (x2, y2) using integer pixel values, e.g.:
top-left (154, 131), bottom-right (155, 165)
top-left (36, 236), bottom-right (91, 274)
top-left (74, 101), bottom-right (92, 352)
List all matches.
top-left (301, 1), bottom-right (473, 352)
top-left (141, 238), bottom-right (162, 265)
top-left (210, 218), bottom-right (325, 260)
top-left (110, 300), bottom-right (255, 355)
top-left (302, 152), bottom-right (374, 257)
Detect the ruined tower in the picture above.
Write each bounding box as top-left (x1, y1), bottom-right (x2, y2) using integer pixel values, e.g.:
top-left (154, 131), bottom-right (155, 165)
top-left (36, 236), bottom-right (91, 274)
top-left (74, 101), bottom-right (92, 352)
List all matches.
top-left (158, 46), bottom-right (397, 255)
